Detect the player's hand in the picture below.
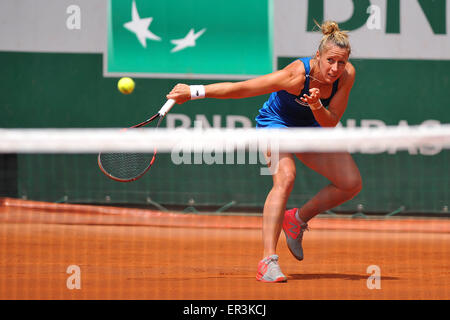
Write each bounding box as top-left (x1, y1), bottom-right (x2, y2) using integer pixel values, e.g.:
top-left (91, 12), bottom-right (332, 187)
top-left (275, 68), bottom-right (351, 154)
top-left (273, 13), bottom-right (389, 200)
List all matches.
top-left (300, 88), bottom-right (321, 108)
top-left (167, 83), bottom-right (191, 104)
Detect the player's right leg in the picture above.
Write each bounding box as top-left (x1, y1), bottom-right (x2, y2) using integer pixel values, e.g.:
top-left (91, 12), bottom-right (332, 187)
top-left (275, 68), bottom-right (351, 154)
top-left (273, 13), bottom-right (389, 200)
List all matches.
top-left (257, 153), bottom-right (295, 282)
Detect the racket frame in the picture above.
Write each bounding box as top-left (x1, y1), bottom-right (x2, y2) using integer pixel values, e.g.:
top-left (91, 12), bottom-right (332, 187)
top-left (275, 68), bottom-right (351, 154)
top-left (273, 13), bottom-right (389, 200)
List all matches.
top-left (97, 99), bottom-right (175, 182)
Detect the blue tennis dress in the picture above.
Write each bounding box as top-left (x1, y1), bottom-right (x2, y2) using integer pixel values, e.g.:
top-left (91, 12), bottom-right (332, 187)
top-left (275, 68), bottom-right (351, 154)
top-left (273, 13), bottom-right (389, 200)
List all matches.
top-left (255, 57), bottom-right (339, 128)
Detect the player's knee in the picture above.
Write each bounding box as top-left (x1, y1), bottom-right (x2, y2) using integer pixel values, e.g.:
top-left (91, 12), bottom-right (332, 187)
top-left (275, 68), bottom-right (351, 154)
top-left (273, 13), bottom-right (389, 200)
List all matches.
top-left (343, 175), bottom-right (362, 197)
top-left (351, 179), bottom-right (363, 196)
top-left (274, 170), bottom-right (296, 193)
top-left (338, 174), bottom-right (362, 195)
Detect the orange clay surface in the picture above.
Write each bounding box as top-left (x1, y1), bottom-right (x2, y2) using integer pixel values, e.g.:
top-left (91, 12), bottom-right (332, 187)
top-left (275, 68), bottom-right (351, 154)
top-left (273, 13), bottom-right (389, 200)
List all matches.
top-left (0, 198), bottom-right (449, 300)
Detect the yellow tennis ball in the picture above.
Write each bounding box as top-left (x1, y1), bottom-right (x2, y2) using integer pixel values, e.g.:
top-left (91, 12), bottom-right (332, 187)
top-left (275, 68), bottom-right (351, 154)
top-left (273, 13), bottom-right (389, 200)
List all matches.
top-left (118, 77), bottom-right (135, 94)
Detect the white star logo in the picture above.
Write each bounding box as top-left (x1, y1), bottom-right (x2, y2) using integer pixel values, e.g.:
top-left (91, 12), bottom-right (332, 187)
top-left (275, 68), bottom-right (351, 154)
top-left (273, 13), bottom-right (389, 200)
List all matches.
top-left (171, 28), bottom-right (206, 53)
top-left (123, 0), bottom-right (161, 48)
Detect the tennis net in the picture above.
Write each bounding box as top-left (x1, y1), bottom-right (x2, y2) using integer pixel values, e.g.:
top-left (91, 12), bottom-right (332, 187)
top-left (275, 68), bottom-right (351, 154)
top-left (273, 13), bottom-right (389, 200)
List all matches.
top-left (0, 125), bottom-right (449, 216)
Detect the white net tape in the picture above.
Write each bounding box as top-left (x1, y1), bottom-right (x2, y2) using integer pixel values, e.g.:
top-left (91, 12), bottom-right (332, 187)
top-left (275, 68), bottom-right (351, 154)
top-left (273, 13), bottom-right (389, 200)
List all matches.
top-left (1, 125), bottom-right (450, 153)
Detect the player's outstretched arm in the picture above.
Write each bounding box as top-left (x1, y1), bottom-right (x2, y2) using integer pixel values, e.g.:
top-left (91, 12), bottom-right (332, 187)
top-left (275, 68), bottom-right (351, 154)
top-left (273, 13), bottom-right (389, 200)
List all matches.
top-left (166, 61), bottom-right (304, 104)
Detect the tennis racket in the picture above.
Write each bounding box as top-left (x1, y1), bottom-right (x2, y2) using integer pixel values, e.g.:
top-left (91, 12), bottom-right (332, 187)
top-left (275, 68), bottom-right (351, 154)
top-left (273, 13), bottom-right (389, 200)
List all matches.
top-left (98, 99), bottom-right (176, 182)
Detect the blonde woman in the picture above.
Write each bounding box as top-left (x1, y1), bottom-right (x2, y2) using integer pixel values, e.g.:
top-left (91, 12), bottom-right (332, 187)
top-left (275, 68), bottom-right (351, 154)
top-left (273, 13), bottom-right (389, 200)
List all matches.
top-left (167, 21), bottom-right (362, 283)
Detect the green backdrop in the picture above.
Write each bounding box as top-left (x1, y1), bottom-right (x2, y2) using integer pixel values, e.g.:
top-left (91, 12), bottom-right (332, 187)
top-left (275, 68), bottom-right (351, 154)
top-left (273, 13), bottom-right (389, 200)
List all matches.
top-left (0, 51), bottom-right (449, 214)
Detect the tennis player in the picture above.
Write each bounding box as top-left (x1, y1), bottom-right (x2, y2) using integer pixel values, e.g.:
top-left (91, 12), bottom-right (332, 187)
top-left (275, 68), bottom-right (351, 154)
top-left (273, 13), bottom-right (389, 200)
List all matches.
top-left (167, 20), bottom-right (362, 283)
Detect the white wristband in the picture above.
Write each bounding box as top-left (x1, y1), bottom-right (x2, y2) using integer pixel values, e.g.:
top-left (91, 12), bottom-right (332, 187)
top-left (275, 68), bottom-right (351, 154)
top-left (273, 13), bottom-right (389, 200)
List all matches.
top-left (190, 85), bottom-right (206, 100)
top-left (309, 100), bottom-right (323, 110)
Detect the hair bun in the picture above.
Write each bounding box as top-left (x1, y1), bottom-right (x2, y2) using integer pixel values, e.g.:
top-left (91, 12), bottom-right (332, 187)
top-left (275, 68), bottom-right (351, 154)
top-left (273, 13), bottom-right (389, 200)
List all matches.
top-left (314, 20), bottom-right (351, 55)
top-left (321, 21), bottom-right (340, 35)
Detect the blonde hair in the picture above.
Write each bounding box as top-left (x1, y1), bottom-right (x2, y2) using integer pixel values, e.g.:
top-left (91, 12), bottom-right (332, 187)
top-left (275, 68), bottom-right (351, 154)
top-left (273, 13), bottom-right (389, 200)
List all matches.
top-left (315, 20), bottom-right (351, 55)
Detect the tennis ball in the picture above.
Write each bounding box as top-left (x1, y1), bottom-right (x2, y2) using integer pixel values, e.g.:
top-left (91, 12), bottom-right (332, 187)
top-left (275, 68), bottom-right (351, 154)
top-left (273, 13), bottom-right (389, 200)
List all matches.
top-left (118, 77), bottom-right (135, 94)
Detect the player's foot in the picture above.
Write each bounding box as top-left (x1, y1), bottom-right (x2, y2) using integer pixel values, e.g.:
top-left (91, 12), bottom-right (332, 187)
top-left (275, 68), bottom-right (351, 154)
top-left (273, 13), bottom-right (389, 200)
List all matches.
top-left (256, 255), bottom-right (287, 283)
top-left (283, 208), bottom-right (309, 261)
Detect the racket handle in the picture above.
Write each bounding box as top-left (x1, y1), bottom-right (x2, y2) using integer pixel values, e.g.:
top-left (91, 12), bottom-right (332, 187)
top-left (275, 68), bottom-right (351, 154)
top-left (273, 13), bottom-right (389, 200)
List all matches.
top-left (158, 99), bottom-right (176, 117)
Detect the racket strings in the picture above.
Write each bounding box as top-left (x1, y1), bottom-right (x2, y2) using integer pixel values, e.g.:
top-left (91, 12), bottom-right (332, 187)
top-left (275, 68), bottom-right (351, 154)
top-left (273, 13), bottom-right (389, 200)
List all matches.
top-left (99, 152), bottom-right (155, 181)
top-left (98, 113), bottom-right (165, 182)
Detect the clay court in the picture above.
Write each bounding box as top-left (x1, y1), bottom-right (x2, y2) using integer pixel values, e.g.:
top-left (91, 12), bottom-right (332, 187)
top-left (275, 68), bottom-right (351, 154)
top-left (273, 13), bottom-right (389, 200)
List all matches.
top-left (0, 198), bottom-right (449, 300)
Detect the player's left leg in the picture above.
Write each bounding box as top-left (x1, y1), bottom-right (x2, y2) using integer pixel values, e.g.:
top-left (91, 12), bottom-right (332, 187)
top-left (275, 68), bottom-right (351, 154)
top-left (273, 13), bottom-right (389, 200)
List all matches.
top-left (294, 151), bottom-right (362, 222)
top-left (282, 151), bottom-right (362, 261)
